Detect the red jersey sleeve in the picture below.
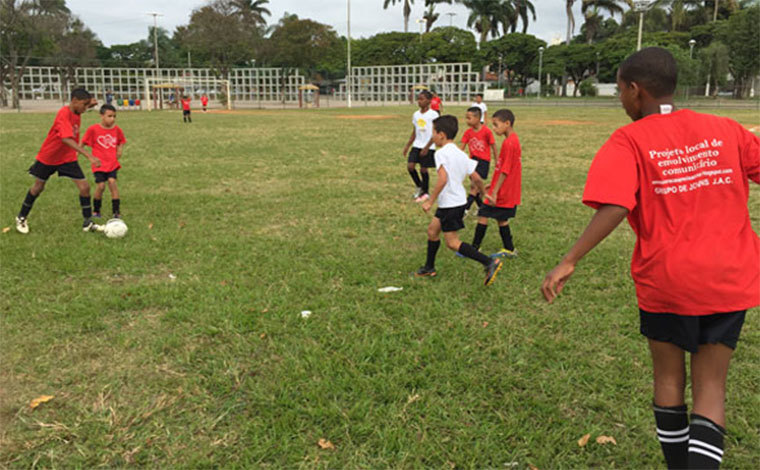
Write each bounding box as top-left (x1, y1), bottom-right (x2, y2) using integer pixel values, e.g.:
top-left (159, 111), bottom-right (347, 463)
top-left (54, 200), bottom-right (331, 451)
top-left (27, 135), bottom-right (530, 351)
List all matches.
top-left (738, 125), bottom-right (760, 184)
top-left (486, 128), bottom-right (495, 146)
top-left (496, 140), bottom-right (514, 176)
top-left (583, 130), bottom-right (639, 211)
top-left (55, 111), bottom-right (75, 140)
top-left (81, 126), bottom-right (93, 147)
top-left (117, 127), bottom-right (127, 145)
top-left (461, 129), bottom-right (471, 144)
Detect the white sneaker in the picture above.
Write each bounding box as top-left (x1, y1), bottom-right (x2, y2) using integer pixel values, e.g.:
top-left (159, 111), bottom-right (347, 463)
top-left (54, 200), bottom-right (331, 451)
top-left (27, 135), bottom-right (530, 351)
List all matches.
top-left (413, 187), bottom-right (423, 199)
top-left (15, 216), bottom-right (29, 234)
top-left (82, 220), bottom-right (104, 232)
top-left (415, 193), bottom-right (430, 203)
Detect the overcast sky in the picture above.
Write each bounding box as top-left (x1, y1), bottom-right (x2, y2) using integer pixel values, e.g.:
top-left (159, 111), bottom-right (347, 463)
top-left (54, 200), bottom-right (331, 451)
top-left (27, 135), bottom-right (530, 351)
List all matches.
top-left (68, 1), bottom-right (588, 47)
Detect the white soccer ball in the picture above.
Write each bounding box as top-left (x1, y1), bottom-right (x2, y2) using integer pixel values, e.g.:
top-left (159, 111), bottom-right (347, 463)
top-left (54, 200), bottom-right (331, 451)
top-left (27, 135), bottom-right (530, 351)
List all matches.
top-left (104, 218), bottom-right (128, 238)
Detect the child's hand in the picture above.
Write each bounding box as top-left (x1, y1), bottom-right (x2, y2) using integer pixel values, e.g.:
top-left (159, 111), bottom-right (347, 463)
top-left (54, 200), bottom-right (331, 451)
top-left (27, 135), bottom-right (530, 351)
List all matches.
top-left (90, 156), bottom-right (101, 167)
top-left (420, 148), bottom-right (429, 156)
top-left (87, 98), bottom-right (98, 109)
top-left (541, 260), bottom-right (575, 303)
top-left (421, 200), bottom-right (432, 212)
top-left (484, 194), bottom-right (494, 205)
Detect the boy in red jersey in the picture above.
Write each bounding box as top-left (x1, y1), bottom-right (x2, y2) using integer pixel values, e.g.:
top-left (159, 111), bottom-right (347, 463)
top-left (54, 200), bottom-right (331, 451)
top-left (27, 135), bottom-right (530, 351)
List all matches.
top-left (470, 109), bottom-right (521, 258)
top-left (460, 107), bottom-right (496, 215)
top-left (15, 88), bottom-right (102, 234)
top-left (201, 94), bottom-right (209, 112)
top-left (542, 48), bottom-right (759, 469)
top-left (430, 91), bottom-right (442, 115)
top-left (81, 104), bottom-right (126, 219)
top-left (181, 95), bottom-right (192, 123)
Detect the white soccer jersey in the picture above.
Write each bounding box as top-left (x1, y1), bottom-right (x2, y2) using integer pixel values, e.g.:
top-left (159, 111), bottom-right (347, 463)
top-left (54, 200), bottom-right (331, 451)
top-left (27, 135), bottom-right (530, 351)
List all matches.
top-left (471, 102), bottom-right (487, 123)
top-left (412, 109), bottom-right (438, 150)
top-left (435, 143), bottom-right (478, 208)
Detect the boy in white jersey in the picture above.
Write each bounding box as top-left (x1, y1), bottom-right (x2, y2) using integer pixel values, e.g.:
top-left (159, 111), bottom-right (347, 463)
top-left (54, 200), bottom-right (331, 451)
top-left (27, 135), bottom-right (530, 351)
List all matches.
top-left (416, 115), bottom-right (503, 286)
top-left (402, 90), bottom-right (437, 202)
top-left (471, 93), bottom-right (487, 123)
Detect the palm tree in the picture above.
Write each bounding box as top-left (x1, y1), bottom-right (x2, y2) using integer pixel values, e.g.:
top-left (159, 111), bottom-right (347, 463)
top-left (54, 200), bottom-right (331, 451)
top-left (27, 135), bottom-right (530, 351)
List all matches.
top-left (581, 0), bottom-right (629, 43)
top-left (509, 0), bottom-right (537, 33)
top-left (462, 0), bottom-right (511, 44)
top-left (565, 0), bottom-right (576, 45)
top-left (383, 0), bottom-right (415, 33)
top-left (423, 0), bottom-right (454, 32)
top-left (232, 0), bottom-right (271, 27)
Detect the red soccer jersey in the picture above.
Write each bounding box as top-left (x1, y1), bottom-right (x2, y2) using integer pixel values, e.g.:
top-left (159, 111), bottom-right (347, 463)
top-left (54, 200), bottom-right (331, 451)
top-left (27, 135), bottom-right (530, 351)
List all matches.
top-left (583, 109), bottom-right (760, 316)
top-left (462, 125), bottom-right (495, 162)
top-left (36, 106), bottom-right (81, 166)
top-left (431, 96), bottom-right (441, 111)
top-left (488, 132), bottom-right (522, 208)
top-left (181, 98), bottom-right (191, 111)
top-left (82, 124), bottom-right (126, 173)
top-left (201, 96), bottom-right (208, 106)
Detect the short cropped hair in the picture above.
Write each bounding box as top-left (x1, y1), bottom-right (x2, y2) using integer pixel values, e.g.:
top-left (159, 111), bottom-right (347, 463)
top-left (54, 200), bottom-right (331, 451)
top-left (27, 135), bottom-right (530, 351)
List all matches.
top-left (492, 109), bottom-right (515, 126)
top-left (467, 106), bottom-right (482, 118)
top-left (100, 104), bottom-right (116, 114)
top-left (419, 90), bottom-right (432, 100)
top-left (433, 115), bottom-right (458, 139)
top-left (618, 47), bottom-right (678, 98)
top-left (71, 88), bottom-right (91, 101)
top-left (476, 93), bottom-right (483, 98)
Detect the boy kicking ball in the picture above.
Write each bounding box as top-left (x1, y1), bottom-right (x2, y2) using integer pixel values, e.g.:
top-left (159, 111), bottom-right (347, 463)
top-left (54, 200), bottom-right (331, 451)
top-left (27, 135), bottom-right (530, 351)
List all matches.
top-left (81, 104), bottom-right (126, 219)
top-left (15, 88), bottom-right (103, 234)
top-left (542, 48), bottom-right (759, 469)
top-left (416, 115), bottom-right (503, 286)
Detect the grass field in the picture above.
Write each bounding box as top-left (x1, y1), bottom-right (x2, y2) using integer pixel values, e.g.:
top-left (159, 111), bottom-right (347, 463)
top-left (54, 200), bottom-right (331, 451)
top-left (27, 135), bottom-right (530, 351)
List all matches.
top-left (1, 104), bottom-right (758, 469)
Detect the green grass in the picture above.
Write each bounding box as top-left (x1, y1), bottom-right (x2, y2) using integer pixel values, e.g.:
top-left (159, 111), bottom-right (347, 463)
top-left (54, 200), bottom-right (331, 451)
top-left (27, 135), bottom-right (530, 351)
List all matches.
top-left (1, 105), bottom-right (758, 469)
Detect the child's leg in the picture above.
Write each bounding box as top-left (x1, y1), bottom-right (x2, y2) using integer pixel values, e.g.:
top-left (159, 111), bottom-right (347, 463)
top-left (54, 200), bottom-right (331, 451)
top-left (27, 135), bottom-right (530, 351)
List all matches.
top-left (187, 112), bottom-right (192, 123)
top-left (498, 220), bottom-right (514, 251)
top-left (423, 218), bottom-right (442, 270)
top-left (74, 179), bottom-right (93, 220)
top-left (465, 183), bottom-right (478, 210)
top-left (107, 178), bottom-right (120, 215)
top-left (648, 339), bottom-right (689, 470)
top-left (94, 182), bottom-right (105, 215)
top-left (420, 167), bottom-right (430, 194)
top-left (472, 217), bottom-right (488, 249)
top-left (19, 179), bottom-right (46, 218)
top-left (407, 161), bottom-right (422, 189)
top-left (444, 231), bottom-right (490, 266)
top-left (687, 343), bottom-right (733, 469)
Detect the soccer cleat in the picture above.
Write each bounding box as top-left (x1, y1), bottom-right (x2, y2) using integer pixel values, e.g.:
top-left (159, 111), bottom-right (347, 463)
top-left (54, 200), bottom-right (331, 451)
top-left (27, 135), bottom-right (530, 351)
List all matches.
top-left (413, 187), bottom-right (423, 199)
top-left (92, 212), bottom-right (102, 219)
top-left (83, 219), bottom-right (104, 233)
top-left (112, 213), bottom-right (121, 219)
top-left (15, 216), bottom-right (29, 234)
top-left (491, 248), bottom-right (518, 258)
top-left (484, 258), bottom-right (503, 286)
top-left (415, 193), bottom-right (430, 203)
top-left (414, 266), bottom-right (437, 277)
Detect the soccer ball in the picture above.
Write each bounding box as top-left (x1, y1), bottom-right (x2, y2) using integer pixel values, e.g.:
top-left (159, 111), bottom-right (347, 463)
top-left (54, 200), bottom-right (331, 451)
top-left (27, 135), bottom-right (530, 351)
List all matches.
top-left (104, 218), bottom-right (128, 238)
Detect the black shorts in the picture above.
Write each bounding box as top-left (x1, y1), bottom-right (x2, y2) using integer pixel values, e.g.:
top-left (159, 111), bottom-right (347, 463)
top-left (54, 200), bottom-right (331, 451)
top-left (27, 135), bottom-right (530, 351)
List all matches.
top-left (408, 147), bottom-right (436, 168)
top-left (94, 170), bottom-right (118, 183)
top-left (640, 310), bottom-right (746, 353)
top-left (473, 158), bottom-right (490, 179)
top-left (435, 205), bottom-right (466, 232)
top-left (29, 161), bottom-right (85, 181)
top-left (477, 205), bottom-right (516, 221)
top-left (183, 109), bottom-right (191, 116)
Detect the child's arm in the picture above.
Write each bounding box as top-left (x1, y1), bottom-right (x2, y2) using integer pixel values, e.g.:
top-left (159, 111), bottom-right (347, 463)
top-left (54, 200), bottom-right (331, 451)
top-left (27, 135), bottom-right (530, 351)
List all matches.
top-left (421, 165), bottom-right (448, 213)
top-left (63, 138), bottom-right (100, 167)
top-left (490, 143), bottom-right (497, 159)
top-left (541, 204), bottom-right (629, 303)
top-left (402, 127), bottom-right (415, 156)
top-left (116, 144), bottom-right (125, 159)
top-left (484, 172), bottom-right (506, 204)
top-left (469, 171), bottom-right (486, 197)
top-left (421, 138), bottom-right (433, 156)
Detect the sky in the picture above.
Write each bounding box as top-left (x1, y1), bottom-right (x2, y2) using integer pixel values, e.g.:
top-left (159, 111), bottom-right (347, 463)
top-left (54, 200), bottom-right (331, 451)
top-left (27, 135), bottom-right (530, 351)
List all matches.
top-left (68, 0), bottom-right (587, 47)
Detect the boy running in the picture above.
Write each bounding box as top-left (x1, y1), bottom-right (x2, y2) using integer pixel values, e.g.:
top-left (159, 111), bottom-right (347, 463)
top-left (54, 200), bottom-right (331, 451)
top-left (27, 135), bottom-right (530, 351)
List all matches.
top-left (471, 93), bottom-right (487, 123)
top-left (81, 104), bottom-right (126, 219)
top-left (542, 48), bottom-right (759, 469)
top-left (460, 107), bottom-right (496, 214)
top-left (416, 115), bottom-right (503, 286)
top-left (402, 90), bottom-right (437, 202)
top-left (181, 95), bottom-right (192, 123)
top-left (471, 109), bottom-right (520, 258)
top-left (15, 88), bottom-right (103, 234)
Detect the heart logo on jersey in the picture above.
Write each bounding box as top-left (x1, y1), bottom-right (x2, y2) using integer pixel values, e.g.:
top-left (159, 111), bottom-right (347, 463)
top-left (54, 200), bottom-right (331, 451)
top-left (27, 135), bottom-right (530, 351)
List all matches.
top-left (97, 134), bottom-right (117, 149)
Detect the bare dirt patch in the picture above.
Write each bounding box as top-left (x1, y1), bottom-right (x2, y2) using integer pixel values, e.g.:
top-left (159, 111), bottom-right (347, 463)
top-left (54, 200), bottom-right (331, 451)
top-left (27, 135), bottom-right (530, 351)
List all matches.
top-left (537, 120), bottom-right (595, 126)
top-left (335, 115), bottom-right (395, 120)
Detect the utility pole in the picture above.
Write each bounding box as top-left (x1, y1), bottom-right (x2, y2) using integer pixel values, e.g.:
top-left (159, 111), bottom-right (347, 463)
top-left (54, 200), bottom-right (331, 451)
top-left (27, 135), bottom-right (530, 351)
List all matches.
top-left (446, 12), bottom-right (456, 27)
top-left (347, 0), bottom-right (352, 108)
top-left (147, 12), bottom-right (163, 70)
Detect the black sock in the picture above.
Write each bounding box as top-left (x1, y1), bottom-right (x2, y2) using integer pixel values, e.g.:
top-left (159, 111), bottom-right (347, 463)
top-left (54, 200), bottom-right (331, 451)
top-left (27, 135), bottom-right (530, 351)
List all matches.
top-left (426, 239), bottom-right (441, 269)
top-left (93, 198), bottom-right (102, 213)
top-left (408, 169), bottom-right (422, 188)
top-left (654, 403), bottom-right (689, 470)
top-left (19, 191), bottom-right (38, 218)
top-left (457, 242), bottom-right (491, 266)
top-left (465, 194), bottom-right (475, 210)
top-left (499, 224), bottom-right (514, 251)
top-left (472, 223), bottom-right (488, 249)
top-left (474, 194), bottom-right (483, 208)
top-left (421, 172), bottom-right (430, 194)
top-left (689, 413), bottom-right (725, 469)
top-left (112, 198), bottom-right (120, 215)
top-left (79, 196), bottom-right (92, 219)
top-left (188, 114), bottom-right (192, 123)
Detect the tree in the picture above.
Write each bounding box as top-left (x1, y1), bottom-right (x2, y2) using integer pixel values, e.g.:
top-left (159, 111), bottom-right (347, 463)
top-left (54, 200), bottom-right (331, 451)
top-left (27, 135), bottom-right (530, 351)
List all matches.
top-left (546, 43), bottom-right (598, 96)
top-left (479, 32), bottom-right (546, 91)
top-left (462, 0), bottom-right (513, 44)
top-left (50, 16), bottom-right (100, 101)
top-left (383, 0), bottom-right (415, 33)
top-left (581, 0), bottom-right (629, 43)
top-left (423, 0), bottom-right (454, 32)
top-left (719, 5), bottom-right (760, 97)
top-left (509, 0), bottom-right (537, 33)
top-left (266, 14), bottom-right (344, 79)
top-left (231, 0), bottom-right (270, 28)
top-left (699, 40), bottom-right (729, 95)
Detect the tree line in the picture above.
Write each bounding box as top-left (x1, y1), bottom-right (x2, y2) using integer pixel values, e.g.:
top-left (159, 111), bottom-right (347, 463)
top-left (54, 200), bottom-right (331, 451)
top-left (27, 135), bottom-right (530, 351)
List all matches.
top-left (2, 0), bottom-right (758, 109)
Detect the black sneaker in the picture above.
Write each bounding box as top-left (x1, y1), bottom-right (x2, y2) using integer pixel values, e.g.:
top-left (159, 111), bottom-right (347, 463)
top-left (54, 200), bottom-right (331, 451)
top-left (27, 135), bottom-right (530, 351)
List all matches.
top-left (484, 259), bottom-right (503, 286)
top-left (92, 212), bottom-right (102, 219)
top-left (415, 266), bottom-right (437, 277)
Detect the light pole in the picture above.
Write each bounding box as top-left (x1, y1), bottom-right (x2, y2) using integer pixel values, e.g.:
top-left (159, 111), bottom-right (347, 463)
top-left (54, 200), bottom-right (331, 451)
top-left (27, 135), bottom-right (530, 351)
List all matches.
top-left (416, 18), bottom-right (424, 42)
top-left (147, 12), bottom-right (163, 71)
top-left (687, 39), bottom-right (696, 101)
top-left (633, 1), bottom-right (652, 51)
top-left (538, 46), bottom-right (544, 99)
top-left (446, 12), bottom-right (456, 27)
top-left (498, 54), bottom-right (503, 90)
top-left (347, 0), bottom-right (352, 108)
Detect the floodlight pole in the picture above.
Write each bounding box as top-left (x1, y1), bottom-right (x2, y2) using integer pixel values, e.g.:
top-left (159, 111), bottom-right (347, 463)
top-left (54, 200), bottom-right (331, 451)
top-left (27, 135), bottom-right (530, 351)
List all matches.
top-left (538, 46), bottom-right (544, 99)
top-left (633, 1), bottom-right (651, 51)
top-left (148, 12), bottom-right (163, 71)
top-left (347, 0), bottom-right (352, 108)
top-left (447, 12), bottom-right (456, 27)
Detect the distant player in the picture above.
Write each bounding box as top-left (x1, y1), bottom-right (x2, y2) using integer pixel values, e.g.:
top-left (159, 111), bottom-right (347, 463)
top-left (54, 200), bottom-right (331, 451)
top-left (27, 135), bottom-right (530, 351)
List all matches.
top-left (201, 94), bottom-right (209, 112)
top-left (181, 95), bottom-right (192, 123)
top-left (542, 47), bottom-right (760, 469)
top-left (470, 109), bottom-right (520, 258)
top-left (402, 90), bottom-right (437, 202)
top-left (460, 107), bottom-right (496, 215)
top-left (416, 114), bottom-right (503, 286)
top-left (430, 91), bottom-right (443, 115)
top-left (81, 104), bottom-right (126, 219)
top-left (471, 93), bottom-right (487, 123)
top-left (14, 88), bottom-right (103, 234)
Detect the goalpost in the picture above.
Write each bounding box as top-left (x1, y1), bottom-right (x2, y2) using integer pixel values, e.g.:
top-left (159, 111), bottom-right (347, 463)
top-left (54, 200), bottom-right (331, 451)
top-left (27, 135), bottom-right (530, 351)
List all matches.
top-left (144, 77), bottom-right (232, 111)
